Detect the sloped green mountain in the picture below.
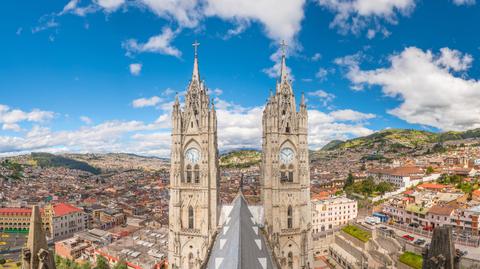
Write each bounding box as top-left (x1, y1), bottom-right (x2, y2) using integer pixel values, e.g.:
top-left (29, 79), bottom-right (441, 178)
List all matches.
top-left (321, 128), bottom-right (480, 151)
top-left (30, 152), bottom-right (101, 174)
top-left (220, 150), bottom-right (261, 168)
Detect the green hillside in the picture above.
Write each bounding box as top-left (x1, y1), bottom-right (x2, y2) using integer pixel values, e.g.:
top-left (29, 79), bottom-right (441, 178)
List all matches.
top-left (30, 152), bottom-right (101, 174)
top-left (321, 128), bottom-right (480, 151)
top-left (220, 150), bottom-right (261, 168)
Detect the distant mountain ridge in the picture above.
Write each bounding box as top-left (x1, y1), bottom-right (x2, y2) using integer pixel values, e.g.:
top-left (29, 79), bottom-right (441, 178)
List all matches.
top-left (320, 128), bottom-right (480, 151)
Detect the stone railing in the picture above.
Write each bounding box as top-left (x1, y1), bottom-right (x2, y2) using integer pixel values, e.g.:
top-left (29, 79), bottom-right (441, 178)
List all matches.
top-left (180, 228), bottom-right (201, 235)
top-left (280, 227), bottom-right (301, 234)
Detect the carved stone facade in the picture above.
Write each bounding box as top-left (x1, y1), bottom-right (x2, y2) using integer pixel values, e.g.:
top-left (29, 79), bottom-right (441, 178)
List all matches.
top-left (261, 45), bottom-right (313, 269)
top-left (422, 226), bottom-right (460, 269)
top-left (21, 205), bottom-right (56, 269)
top-left (167, 43), bottom-right (219, 269)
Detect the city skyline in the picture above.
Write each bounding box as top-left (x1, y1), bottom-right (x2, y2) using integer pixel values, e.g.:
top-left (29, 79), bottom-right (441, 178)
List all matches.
top-left (1, 1), bottom-right (480, 157)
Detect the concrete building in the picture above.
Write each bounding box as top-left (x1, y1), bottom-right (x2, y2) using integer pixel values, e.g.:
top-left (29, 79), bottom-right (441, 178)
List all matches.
top-left (0, 203), bottom-right (85, 240)
top-left (45, 203), bottom-right (86, 240)
top-left (311, 196), bottom-right (357, 233)
top-left (367, 166), bottom-right (424, 188)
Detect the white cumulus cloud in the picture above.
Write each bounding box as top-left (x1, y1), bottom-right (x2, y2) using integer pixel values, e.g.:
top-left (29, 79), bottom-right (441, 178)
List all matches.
top-left (123, 27), bottom-right (181, 58)
top-left (132, 96), bottom-right (162, 108)
top-left (129, 63), bottom-right (142, 76)
top-left (341, 46), bottom-right (480, 131)
top-left (316, 0), bottom-right (415, 37)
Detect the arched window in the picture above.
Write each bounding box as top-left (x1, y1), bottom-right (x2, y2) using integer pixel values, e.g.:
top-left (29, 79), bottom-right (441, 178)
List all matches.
top-left (280, 165), bottom-right (287, 182)
top-left (288, 164), bottom-right (294, 182)
top-left (287, 206), bottom-right (293, 229)
top-left (194, 165), bottom-right (200, 183)
top-left (188, 253), bottom-right (194, 269)
top-left (186, 165), bottom-right (192, 183)
top-left (188, 206), bottom-right (194, 229)
top-left (287, 252), bottom-right (293, 269)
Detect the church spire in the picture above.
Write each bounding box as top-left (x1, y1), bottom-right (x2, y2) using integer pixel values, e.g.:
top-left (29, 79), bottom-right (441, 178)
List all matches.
top-left (192, 40), bottom-right (200, 82)
top-left (279, 40), bottom-right (288, 84)
top-left (22, 205), bottom-right (55, 269)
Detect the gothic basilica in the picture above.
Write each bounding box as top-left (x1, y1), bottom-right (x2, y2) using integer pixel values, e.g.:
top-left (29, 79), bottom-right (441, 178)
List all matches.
top-left (167, 42), bottom-right (313, 269)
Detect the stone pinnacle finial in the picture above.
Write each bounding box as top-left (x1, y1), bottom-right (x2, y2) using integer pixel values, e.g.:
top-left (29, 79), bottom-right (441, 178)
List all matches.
top-left (279, 40), bottom-right (288, 83)
top-left (174, 93), bottom-right (179, 104)
top-left (301, 92), bottom-right (305, 106)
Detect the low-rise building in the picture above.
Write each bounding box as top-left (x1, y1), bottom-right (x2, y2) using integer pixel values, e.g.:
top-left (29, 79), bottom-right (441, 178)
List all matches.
top-left (311, 196), bottom-right (357, 233)
top-left (0, 203), bottom-right (86, 240)
top-left (368, 166), bottom-right (424, 188)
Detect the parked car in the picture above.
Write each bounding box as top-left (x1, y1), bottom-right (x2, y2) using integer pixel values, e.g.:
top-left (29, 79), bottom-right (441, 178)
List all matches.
top-left (414, 239), bottom-right (426, 245)
top-left (409, 223), bottom-right (420, 228)
top-left (423, 226), bottom-right (433, 231)
top-left (402, 234), bottom-right (414, 241)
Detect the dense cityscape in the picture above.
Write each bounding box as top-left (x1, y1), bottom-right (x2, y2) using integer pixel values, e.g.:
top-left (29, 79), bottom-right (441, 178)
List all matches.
top-left (2, 132), bottom-right (480, 268)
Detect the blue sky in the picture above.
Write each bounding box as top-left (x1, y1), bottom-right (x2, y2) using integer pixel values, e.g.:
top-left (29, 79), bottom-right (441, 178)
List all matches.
top-left (0, 0), bottom-right (480, 156)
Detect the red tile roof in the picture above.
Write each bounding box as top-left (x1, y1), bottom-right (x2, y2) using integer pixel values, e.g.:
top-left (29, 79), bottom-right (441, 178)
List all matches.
top-left (0, 208), bottom-right (32, 214)
top-left (417, 183), bottom-right (447, 190)
top-left (52, 203), bottom-right (83, 216)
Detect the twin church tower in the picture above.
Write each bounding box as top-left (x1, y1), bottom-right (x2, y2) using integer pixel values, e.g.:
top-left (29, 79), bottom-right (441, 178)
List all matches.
top-left (168, 42), bottom-right (312, 269)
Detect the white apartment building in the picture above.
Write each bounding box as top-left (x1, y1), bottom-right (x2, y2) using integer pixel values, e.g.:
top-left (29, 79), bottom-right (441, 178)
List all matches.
top-left (44, 203), bottom-right (86, 240)
top-left (368, 166), bottom-right (424, 188)
top-left (311, 196), bottom-right (357, 233)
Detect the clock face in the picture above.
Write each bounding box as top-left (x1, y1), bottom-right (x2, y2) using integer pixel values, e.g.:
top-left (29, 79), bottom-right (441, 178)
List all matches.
top-left (279, 147), bottom-right (295, 164)
top-left (185, 148), bottom-right (200, 164)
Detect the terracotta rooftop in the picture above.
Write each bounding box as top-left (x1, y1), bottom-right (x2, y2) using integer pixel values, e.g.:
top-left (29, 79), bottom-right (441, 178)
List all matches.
top-left (417, 183), bottom-right (447, 190)
top-left (369, 166), bottom-right (423, 177)
top-left (52, 203), bottom-right (83, 216)
top-left (0, 208), bottom-right (32, 214)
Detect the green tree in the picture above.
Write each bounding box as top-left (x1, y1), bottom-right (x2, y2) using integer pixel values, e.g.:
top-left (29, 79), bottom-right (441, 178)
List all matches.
top-left (0, 258), bottom-right (6, 265)
top-left (344, 173), bottom-right (355, 189)
top-left (113, 260), bottom-right (127, 269)
top-left (81, 261), bottom-right (92, 269)
top-left (361, 178), bottom-right (376, 196)
top-left (95, 255), bottom-right (110, 269)
top-left (376, 182), bottom-right (394, 195)
top-left (426, 166), bottom-right (434, 175)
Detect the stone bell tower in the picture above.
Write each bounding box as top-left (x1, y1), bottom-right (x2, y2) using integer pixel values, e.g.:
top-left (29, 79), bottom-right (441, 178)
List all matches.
top-left (262, 41), bottom-right (313, 269)
top-left (21, 205), bottom-right (56, 269)
top-left (167, 41), bottom-right (219, 269)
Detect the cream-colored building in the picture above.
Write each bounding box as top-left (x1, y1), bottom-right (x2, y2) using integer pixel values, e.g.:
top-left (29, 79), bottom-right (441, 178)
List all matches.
top-left (311, 196), bottom-right (357, 234)
top-left (0, 203), bottom-right (85, 240)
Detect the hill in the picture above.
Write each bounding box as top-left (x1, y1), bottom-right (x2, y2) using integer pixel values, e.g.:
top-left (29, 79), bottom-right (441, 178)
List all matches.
top-left (64, 153), bottom-right (169, 172)
top-left (220, 150), bottom-right (261, 168)
top-left (30, 152), bottom-right (101, 174)
top-left (320, 128), bottom-right (480, 152)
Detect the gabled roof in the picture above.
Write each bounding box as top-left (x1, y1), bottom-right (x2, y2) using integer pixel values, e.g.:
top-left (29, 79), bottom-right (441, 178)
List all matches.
top-left (205, 193), bottom-right (277, 269)
top-left (52, 203), bottom-right (83, 216)
top-left (428, 204), bottom-right (457, 216)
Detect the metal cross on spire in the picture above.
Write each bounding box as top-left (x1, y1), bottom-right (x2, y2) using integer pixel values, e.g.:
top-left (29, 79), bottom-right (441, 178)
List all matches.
top-left (192, 40), bottom-right (200, 56)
